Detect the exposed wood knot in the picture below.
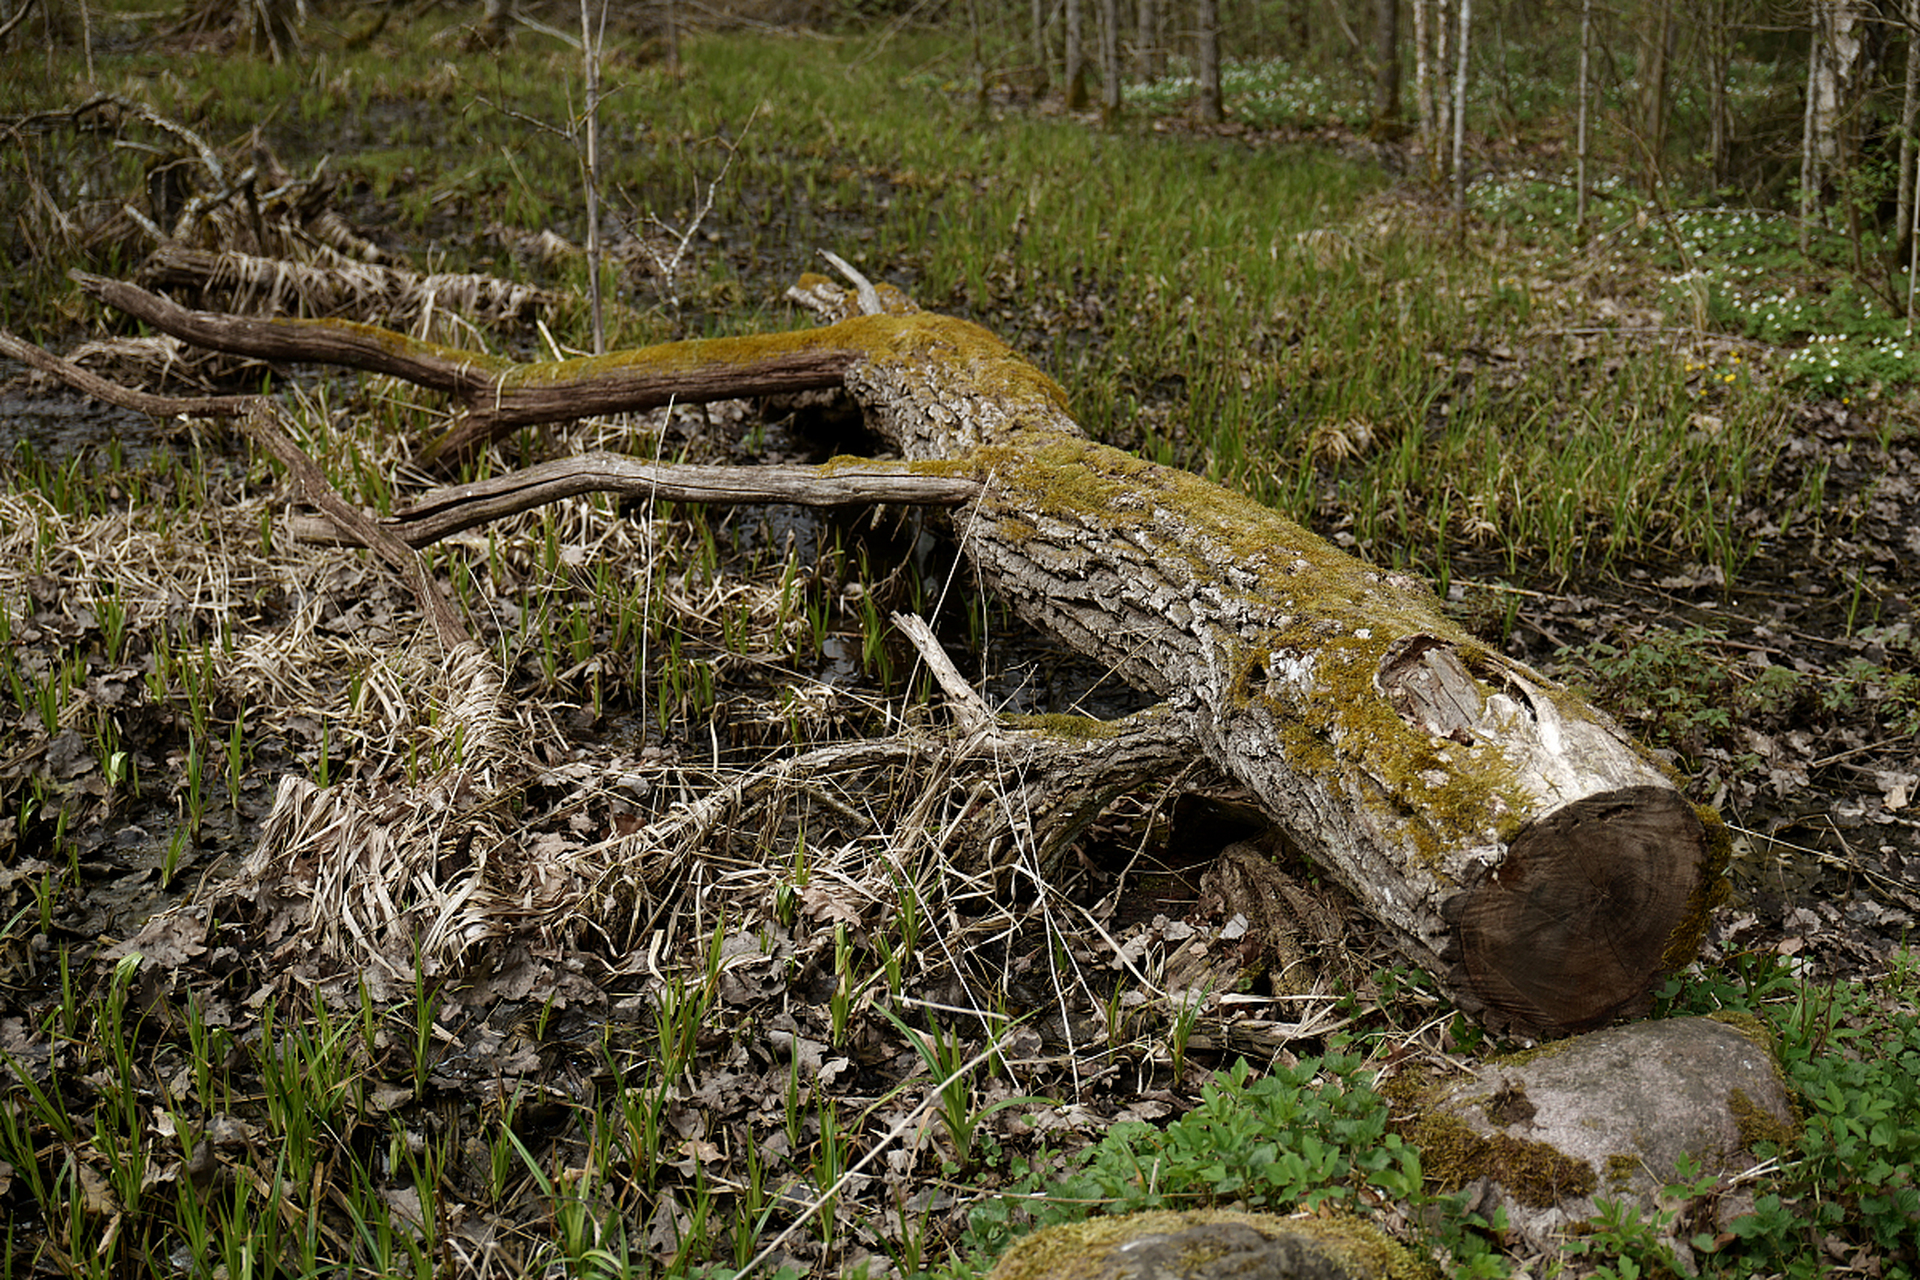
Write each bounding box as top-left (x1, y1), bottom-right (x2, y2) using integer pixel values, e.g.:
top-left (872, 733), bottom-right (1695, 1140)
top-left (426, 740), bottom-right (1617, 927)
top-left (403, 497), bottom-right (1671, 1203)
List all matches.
top-left (1377, 633), bottom-right (1484, 745)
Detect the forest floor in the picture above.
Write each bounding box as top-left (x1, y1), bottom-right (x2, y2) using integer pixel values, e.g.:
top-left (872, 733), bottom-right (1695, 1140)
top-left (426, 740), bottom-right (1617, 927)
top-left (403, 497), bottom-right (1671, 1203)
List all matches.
top-left (2, 8), bottom-right (1918, 1280)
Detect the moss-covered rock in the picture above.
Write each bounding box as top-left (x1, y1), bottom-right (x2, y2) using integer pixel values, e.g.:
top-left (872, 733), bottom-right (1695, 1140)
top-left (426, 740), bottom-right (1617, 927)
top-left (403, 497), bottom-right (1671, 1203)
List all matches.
top-left (984, 1209), bottom-right (1431, 1280)
top-left (1394, 1015), bottom-right (1798, 1258)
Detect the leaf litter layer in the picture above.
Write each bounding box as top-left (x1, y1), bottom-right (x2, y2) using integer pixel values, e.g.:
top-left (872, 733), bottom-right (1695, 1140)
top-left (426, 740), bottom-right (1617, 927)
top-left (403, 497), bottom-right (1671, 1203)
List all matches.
top-left (2, 9), bottom-right (1920, 1280)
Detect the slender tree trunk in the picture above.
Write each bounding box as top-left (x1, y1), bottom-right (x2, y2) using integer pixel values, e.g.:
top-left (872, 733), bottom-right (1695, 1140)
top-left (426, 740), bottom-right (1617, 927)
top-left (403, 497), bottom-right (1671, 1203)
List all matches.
top-left (1137, 0), bottom-right (1161, 79)
top-left (1032, 0), bottom-right (1051, 94)
top-left (1576, 0), bottom-right (1591, 230)
top-left (968, 0), bottom-right (988, 110)
top-left (481, 0), bottom-right (514, 45)
top-left (1435, 0), bottom-right (1455, 182)
top-left (1414, 0), bottom-right (1435, 161)
top-left (581, 0), bottom-right (604, 355)
top-left (1066, 0), bottom-right (1089, 109)
top-left (1452, 0), bottom-right (1471, 223)
top-left (248, 0), bottom-right (302, 62)
top-left (1802, 4), bottom-right (1821, 251)
top-left (1805, 0), bottom-right (1868, 252)
top-left (1637, 0), bottom-right (1674, 196)
top-left (1703, 0), bottom-right (1733, 188)
top-left (1909, 138), bottom-right (1920, 327)
top-left (1373, 0), bottom-right (1401, 133)
top-left (1101, 0), bottom-right (1122, 117)
top-left (1904, 0), bottom-right (1920, 307)
top-left (1196, 0), bottom-right (1224, 123)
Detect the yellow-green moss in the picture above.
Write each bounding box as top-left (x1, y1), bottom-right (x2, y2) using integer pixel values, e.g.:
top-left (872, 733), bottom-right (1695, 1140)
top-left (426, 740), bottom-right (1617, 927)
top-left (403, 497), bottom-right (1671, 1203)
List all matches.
top-left (1403, 1111), bottom-right (1598, 1209)
top-left (1704, 1009), bottom-right (1773, 1049)
top-left (1484, 1031), bottom-right (1584, 1071)
top-left (864, 311), bottom-right (1077, 415)
top-left (509, 327), bottom-right (838, 387)
top-left (474, 304), bottom-right (1702, 1026)
top-left (1385, 1067), bottom-right (1601, 1210)
top-left (1726, 1085), bottom-right (1799, 1152)
top-left (1658, 804), bottom-right (1733, 973)
top-left (301, 316), bottom-right (516, 378)
top-left (983, 1208), bottom-right (1433, 1280)
top-left (1604, 1152), bottom-right (1641, 1190)
top-left (1003, 712), bottom-right (1125, 741)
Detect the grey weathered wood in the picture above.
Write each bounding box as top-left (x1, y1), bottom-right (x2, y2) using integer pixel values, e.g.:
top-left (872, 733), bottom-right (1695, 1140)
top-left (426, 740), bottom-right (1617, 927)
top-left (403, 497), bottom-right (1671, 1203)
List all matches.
top-left (289, 454), bottom-right (982, 549)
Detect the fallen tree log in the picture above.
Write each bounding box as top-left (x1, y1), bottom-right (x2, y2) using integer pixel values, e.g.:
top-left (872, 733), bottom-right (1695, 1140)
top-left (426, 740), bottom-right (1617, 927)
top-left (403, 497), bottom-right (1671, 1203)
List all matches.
top-left (75, 266), bottom-right (1728, 1038)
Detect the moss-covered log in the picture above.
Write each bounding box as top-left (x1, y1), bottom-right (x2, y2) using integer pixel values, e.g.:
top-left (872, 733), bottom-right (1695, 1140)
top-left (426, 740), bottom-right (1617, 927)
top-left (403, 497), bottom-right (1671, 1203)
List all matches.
top-left (81, 269), bottom-right (1728, 1038)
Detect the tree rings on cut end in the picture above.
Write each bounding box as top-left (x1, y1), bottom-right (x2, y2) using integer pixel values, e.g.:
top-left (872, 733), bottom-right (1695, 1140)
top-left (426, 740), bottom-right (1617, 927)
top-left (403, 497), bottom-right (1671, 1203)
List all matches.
top-left (1443, 787), bottom-right (1708, 1038)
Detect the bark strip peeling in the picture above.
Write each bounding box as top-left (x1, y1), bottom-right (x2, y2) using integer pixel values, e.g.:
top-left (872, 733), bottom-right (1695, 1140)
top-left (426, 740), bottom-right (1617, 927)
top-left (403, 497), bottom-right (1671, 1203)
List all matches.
top-left (82, 269), bottom-right (1728, 1037)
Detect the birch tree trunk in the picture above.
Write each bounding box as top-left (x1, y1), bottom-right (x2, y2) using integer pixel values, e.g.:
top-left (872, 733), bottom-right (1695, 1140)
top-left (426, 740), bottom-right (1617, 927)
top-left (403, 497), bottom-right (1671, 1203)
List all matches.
top-left (1414, 0), bottom-right (1435, 162)
top-left (1804, 0), bottom-right (1868, 248)
top-left (1434, 0), bottom-right (1456, 183)
top-left (1811, 0), bottom-right (1866, 173)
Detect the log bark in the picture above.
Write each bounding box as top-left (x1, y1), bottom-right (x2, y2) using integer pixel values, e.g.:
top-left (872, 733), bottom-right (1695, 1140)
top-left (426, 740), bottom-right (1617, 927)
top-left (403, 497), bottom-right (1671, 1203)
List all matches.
top-left (76, 270), bottom-right (1728, 1038)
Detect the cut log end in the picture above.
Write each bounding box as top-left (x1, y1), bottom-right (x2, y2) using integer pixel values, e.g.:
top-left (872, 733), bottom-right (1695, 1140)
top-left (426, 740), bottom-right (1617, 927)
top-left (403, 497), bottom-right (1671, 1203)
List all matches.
top-left (1444, 786), bottom-right (1711, 1038)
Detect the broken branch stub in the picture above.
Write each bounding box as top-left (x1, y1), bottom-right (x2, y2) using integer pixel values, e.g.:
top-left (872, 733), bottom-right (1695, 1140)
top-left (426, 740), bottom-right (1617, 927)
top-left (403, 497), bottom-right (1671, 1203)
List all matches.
top-left (82, 267), bottom-right (1728, 1037)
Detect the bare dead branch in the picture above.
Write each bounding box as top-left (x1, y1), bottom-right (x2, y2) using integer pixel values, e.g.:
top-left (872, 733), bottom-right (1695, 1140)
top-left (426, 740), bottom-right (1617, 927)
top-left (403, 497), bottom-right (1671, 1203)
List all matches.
top-left (291, 454), bottom-right (982, 548)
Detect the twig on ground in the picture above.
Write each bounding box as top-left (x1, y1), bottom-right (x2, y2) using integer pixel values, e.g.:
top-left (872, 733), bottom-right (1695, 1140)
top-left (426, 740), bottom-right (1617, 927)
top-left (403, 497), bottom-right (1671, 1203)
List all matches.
top-left (637, 103), bottom-right (764, 307)
top-left (892, 611), bottom-right (994, 734)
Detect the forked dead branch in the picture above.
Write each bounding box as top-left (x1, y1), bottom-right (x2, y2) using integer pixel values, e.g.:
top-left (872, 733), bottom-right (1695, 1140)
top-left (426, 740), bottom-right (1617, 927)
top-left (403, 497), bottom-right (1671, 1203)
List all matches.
top-left (61, 262), bottom-right (1729, 1038)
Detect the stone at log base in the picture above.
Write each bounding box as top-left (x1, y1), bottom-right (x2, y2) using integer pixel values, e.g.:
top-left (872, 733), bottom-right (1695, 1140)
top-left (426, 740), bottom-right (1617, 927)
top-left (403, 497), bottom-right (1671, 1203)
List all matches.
top-left (1391, 1015), bottom-right (1798, 1264)
top-left (73, 268), bottom-right (1732, 1038)
top-left (984, 1209), bottom-right (1430, 1280)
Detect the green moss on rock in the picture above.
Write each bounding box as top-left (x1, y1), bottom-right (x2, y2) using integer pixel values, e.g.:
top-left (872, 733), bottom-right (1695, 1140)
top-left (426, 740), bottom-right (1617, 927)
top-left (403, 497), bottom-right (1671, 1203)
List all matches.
top-left (983, 1209), bottom-right (1432, 1280)
top-left (1403, 1112), bottom-right (1598, 1209)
